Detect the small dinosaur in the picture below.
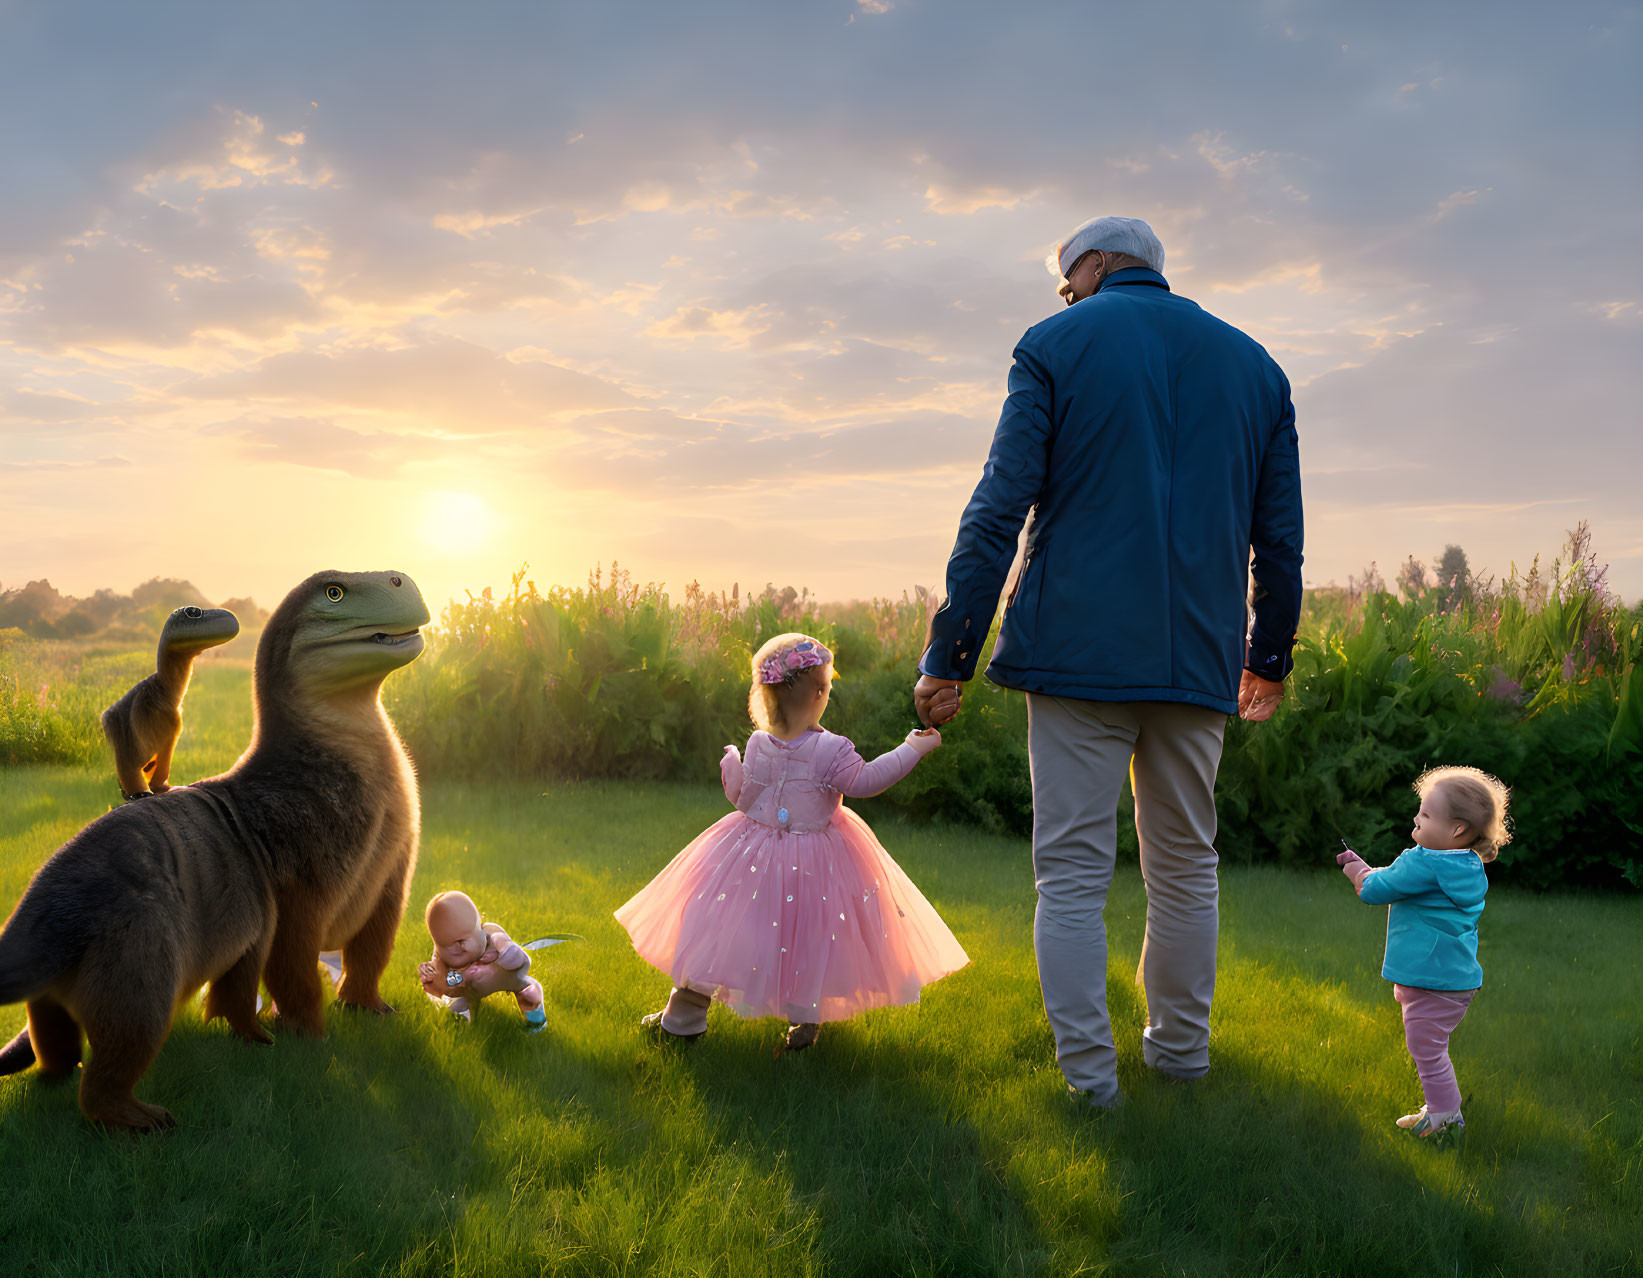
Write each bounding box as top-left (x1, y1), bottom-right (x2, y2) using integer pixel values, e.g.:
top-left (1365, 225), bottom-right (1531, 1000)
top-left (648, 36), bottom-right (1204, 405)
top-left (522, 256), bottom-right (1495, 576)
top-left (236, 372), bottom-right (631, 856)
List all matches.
top-left (101, 605), bottom-right (240, 799)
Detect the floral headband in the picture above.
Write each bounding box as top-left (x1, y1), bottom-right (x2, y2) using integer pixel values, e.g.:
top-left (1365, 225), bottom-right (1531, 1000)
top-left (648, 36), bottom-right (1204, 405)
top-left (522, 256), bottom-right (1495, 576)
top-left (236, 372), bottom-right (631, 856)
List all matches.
top-left (757, 638), bottom-right (833, 685)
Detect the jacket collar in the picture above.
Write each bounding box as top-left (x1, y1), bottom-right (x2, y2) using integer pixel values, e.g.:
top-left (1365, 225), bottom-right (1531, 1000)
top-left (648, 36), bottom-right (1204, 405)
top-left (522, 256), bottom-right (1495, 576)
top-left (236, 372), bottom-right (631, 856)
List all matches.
top-left (1097, 267), bottom-right (1170, 293)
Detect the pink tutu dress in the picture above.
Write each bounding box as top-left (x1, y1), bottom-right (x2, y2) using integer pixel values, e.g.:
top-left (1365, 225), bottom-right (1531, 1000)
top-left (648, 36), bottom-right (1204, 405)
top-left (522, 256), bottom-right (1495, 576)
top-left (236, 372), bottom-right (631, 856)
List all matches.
top-left (614, 727), bottom-right (970, 1023)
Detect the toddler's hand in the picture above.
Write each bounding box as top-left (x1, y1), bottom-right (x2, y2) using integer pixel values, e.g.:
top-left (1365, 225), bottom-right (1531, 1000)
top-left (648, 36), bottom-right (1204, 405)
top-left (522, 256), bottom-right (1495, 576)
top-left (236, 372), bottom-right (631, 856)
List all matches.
top-left (906, 727), bottom-right (941, 755)
top-left (417, 960), bottom-right (437, 984)
top-left (1336, 845), bottom-right (1370, 892)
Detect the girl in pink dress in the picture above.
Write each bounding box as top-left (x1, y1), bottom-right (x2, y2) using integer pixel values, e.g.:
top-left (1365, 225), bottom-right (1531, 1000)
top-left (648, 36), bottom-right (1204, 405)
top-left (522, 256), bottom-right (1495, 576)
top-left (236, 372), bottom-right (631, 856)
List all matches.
top-left (614, 632), bottom-right (970, 1053)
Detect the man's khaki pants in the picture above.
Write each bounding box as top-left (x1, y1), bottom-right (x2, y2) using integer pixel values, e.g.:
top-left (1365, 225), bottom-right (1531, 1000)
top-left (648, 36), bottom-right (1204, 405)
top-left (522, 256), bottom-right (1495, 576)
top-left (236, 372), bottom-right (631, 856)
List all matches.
top-left (1027, 694), bottom-right (1227, 1104)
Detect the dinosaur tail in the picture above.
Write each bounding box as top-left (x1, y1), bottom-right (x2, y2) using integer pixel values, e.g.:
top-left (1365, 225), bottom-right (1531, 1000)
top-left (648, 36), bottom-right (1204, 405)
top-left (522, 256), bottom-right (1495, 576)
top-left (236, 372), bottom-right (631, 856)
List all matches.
top-left (0, 901), bottom-right (54, 1075)
top-left (0, 1026), bottom-right (33, 1075)
top-left (0, 891), bottom-right (64, 1008)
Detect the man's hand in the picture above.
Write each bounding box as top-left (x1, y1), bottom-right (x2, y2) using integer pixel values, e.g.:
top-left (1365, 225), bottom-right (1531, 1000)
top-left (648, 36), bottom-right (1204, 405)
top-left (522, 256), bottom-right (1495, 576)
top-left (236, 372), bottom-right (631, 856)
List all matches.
top-left (914, 674), bottom-right (965, 727)
top-left (1237, 670), bottom-right (1285, 721)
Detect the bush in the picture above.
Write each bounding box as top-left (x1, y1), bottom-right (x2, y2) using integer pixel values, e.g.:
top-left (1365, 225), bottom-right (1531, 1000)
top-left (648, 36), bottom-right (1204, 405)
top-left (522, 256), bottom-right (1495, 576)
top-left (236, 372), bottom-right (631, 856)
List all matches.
top-left (9, 544), bottom-right (1639, 891)
top-left (0, 630), bottom-right (148, 767)
top-left (389, 554), bottom-right (1643, 890)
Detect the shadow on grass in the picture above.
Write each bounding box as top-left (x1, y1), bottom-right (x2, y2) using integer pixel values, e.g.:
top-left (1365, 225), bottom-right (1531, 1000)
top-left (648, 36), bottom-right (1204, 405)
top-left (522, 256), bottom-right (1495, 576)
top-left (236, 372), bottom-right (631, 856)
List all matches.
top-left (5, 777), bottom-right (1635, 1276)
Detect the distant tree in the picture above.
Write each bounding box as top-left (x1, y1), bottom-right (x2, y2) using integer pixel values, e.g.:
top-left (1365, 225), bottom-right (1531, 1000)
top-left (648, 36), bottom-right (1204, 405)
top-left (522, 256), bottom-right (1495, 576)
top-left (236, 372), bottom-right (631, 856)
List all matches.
top-left (0, 583), bottom-right (49, 630)
top-left (55, 610), bottom-right (98, 638)
top-left (130, 577), bottom-right (210, 612)
top-left (78, 588), bottom-right (127, 627)
top-left (1436, 544), bottom-right (1471, 609)
top-left (219, 596), bottom-right (270, 628)
top-left (1397, 556), bottom-right (1430, 600)
top-left (1349, 562), bottom-right (1386, 598)
top-left (0, 579), bottom-right (67, 626)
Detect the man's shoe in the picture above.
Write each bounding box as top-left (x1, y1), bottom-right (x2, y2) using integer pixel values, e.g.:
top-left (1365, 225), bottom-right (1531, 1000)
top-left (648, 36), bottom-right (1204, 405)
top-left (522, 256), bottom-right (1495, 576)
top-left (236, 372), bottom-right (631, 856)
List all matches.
top-left (1065, 1084), bottom-right (1124, 1112)
top-left (523, 1007), bottom-right (547, 1034)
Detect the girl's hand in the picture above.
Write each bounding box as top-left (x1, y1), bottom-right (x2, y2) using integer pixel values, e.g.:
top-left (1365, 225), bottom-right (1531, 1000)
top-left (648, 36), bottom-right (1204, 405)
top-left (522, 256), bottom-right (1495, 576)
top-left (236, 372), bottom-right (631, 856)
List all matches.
top-left (906, 727), bottom-right (941, 754)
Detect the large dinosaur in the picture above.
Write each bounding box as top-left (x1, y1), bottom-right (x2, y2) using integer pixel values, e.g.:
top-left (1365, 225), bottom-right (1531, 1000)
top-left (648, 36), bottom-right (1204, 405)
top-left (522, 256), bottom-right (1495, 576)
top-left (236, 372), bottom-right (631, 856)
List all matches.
top-left (101, 605), bottom-right (240, 799)
top-left (0, 570), bottom-right (428, 1129)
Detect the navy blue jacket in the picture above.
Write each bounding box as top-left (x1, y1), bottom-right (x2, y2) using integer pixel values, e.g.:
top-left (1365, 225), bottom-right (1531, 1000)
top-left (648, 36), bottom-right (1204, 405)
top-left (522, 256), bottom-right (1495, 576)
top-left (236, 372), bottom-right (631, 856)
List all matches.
top-left (919, 269), bottom-right (1303, 714)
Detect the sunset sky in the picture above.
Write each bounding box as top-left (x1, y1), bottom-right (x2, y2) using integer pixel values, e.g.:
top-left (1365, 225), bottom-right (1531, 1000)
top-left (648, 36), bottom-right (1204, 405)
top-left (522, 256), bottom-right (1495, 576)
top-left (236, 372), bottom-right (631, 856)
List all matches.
top-left (3, 1), bottom-right (1640, 618)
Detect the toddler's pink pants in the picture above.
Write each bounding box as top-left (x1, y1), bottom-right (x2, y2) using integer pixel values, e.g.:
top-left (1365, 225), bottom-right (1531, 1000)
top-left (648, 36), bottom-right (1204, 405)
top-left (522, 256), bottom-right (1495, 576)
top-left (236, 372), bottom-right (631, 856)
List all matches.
top-left (1394, 984), bottom-right (1476, 1114)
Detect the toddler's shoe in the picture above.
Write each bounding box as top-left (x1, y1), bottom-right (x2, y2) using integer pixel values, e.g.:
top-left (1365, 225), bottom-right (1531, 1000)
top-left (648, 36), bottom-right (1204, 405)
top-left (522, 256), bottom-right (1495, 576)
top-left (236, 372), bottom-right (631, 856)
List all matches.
top-left (640, 1010), bottom-right (703, 1042)
top-left (1395, 1104), bottom-right (1428, 1130)
top-left (523, 1007), bottom-right (546, 1034)
top-left (1407, 1107), bottom-right (1465, 1146)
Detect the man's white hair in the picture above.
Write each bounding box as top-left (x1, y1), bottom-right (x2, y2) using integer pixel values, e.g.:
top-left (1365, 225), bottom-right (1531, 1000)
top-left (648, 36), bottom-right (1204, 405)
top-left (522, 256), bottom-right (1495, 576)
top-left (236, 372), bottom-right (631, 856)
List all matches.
top-left (1046, 216), bottom-right (1165, 278)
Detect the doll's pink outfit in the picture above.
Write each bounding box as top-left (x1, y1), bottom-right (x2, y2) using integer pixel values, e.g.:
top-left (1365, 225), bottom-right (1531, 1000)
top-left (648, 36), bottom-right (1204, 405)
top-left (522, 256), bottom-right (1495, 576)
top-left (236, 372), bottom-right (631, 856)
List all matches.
top-left (421, 927), bottom-right (545, 1020)
top-left (615, 728), bottom-right (969, 1022)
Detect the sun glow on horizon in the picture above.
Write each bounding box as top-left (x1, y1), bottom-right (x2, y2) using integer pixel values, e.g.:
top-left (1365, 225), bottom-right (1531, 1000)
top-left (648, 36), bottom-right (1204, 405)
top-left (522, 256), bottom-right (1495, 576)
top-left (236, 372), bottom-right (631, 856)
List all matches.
top-left (421, 491), bottom-right (496, 555)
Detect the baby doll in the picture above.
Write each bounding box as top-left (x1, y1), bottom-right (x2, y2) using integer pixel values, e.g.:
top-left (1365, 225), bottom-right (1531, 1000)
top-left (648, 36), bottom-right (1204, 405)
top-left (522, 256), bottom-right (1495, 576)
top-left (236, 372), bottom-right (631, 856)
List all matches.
top-left (419, 890), bottom-right (546, 1031)
top-left (1336, 765), bottom-right (1511, 1144)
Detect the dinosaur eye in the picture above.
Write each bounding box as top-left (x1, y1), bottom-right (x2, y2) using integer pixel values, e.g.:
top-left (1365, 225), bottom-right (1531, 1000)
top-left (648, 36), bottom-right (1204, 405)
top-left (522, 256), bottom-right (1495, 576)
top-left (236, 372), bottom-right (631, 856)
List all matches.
top-left (185, 606), bottom-right (203, 619)
top-left (326, 585), bottom-right (345, 602)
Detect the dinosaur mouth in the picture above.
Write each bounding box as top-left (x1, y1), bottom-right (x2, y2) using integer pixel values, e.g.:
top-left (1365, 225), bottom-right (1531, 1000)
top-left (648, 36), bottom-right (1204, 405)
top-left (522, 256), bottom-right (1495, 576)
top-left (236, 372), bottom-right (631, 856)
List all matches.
top-left (370, 629), bottom-right (422, 646)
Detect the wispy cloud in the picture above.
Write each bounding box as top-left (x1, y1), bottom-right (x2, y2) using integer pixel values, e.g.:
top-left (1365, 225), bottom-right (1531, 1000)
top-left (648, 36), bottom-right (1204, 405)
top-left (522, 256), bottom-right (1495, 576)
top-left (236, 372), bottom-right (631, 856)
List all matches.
top-left (1, 0), bottom-right (1639, 605)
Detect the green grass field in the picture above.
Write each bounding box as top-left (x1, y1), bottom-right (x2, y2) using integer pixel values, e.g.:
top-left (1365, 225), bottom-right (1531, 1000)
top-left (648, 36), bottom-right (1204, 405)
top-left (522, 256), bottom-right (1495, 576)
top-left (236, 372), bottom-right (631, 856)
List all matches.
top-left (1, 663), bottom-right (1639, 1276)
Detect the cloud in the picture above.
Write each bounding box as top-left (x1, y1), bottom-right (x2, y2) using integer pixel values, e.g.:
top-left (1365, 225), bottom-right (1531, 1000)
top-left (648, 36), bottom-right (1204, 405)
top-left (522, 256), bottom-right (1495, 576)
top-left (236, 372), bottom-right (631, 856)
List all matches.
top-left (0, 455), bottom-right (133, 473)
top-left (134, 109), bottom-right (333, 201)
top-left (7, 236), bottom-right (321, 350)
top-left (923, 184), bottom-right (1038, 215)
top-left (550, 404), bottom-right (991, 492)
top-left (1430, 188), bottom-right (1489, 222)
top-left (432, 208), bottom-right (543, 238)
top-left (202, 415), bottom-right (450, 477)
top-left (1, 0), bottom-right (1638, 604)
top-left (181, 338), bottom-right (634, 431)
top-left (1, 387), bottom-right (123, 424)
top-left (644, 304), bottom-right (777, 349)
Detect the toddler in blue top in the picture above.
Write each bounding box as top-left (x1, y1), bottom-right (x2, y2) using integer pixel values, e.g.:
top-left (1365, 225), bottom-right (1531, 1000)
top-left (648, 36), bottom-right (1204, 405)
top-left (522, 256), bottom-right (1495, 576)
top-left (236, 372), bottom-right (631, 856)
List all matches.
top-left (1336, 765), bottom-right (1511, 1144)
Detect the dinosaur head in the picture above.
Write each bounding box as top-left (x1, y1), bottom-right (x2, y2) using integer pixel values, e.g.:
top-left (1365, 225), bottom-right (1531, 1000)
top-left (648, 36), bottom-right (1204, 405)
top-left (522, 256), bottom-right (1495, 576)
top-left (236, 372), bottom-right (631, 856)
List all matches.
top-left (257, 570), bottom-right (431, 701)
top-left (158, 605), bottom-right (241, 656)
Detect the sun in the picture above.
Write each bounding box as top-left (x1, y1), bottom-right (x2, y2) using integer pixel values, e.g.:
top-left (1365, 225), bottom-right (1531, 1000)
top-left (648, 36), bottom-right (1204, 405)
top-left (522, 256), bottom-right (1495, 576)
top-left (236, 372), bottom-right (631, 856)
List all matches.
top-left (422, 491), bottom-right (495, 552)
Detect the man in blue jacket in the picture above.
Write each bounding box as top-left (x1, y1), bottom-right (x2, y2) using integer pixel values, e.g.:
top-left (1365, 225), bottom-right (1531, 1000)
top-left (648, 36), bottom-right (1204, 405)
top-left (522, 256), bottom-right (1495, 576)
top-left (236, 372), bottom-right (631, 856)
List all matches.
top-left (914, 216), bottom-right (1303, 1109)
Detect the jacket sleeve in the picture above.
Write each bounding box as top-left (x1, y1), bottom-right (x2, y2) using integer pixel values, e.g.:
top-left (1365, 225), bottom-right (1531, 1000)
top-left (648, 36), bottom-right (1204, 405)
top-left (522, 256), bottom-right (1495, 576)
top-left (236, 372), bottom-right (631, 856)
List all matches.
top-left (1358, 852), bottom-right (1431, 905)
top-left (1246, 374), bottom-right (1304, 680)
top-left (919, 335), bottom-right (1055, 681)
top-left (824, 740), bottom-right (925, 798)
